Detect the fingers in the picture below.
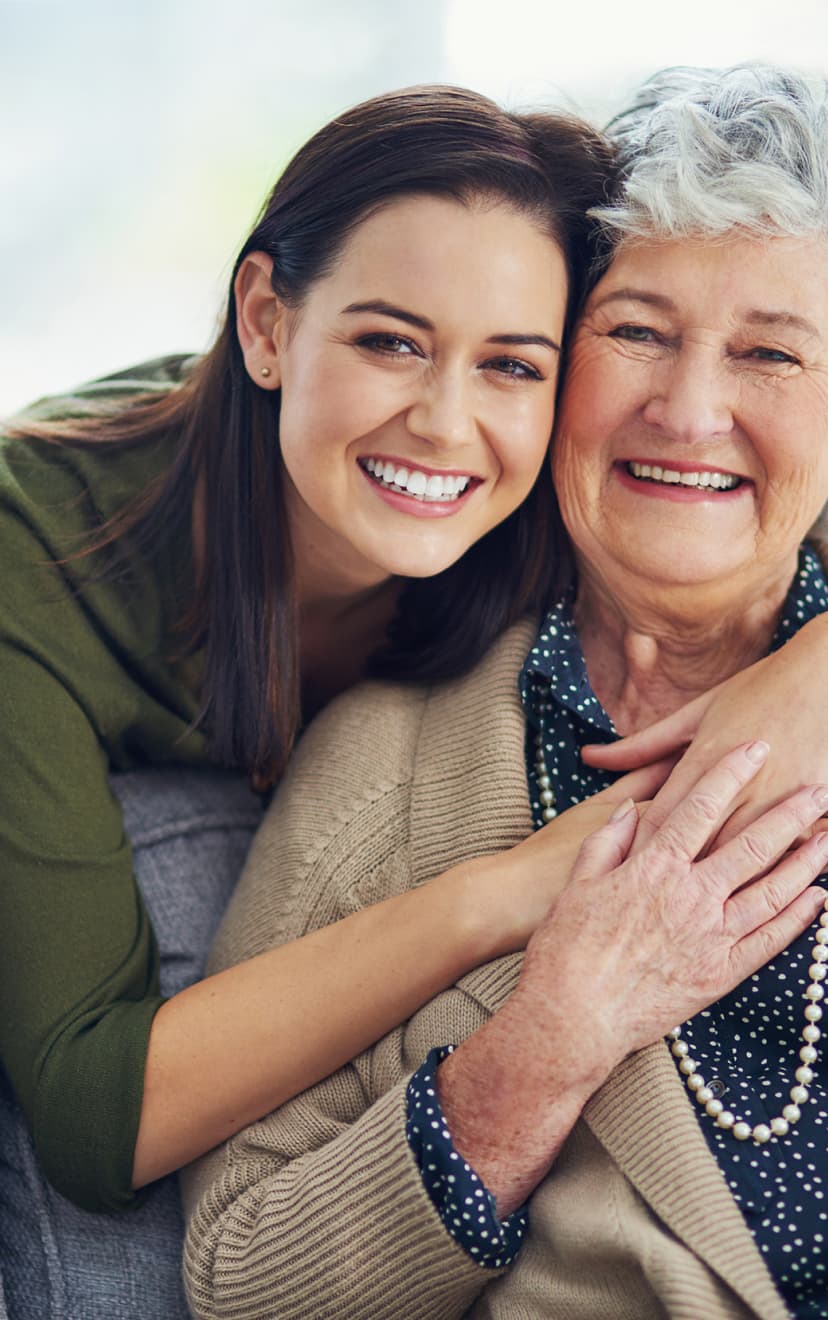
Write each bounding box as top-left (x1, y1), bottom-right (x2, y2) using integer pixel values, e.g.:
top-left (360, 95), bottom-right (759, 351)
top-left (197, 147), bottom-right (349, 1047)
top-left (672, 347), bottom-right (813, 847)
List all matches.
top-left (700, 785), bottom-right (828, 898)
top-left (725, 831), bottom-right (828, 939)
top-left (630, 743), bottom-right (739, 853)
top-left (730, 883), bottom-right (826, 985)
top-left (580, 691), bottom-right (710, 770)
top-left (609, 755), bottom-right (681, 804)
top-left (570, 798), bottom-right (639, 881)
top-left (643, 741), bottom-right (770, 865)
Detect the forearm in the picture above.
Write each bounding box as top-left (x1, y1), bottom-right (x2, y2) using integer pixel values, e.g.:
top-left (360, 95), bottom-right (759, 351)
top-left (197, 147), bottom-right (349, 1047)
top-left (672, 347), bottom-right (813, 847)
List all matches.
top-left (436, 987), bottom-right (611, 1218)
top-left (133, 856), bottom-right (510, 1187)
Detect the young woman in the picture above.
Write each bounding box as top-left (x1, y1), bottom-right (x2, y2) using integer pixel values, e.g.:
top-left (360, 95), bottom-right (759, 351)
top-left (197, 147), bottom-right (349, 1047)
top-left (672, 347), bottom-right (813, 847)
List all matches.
top-left (0, 84), bottom-right (624, 1319)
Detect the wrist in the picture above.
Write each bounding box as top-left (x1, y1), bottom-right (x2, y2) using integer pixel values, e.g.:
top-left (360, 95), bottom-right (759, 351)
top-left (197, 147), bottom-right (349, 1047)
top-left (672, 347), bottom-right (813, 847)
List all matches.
top-left (436, 994), bottom-right (608, 1217)
top-left (498, 981), bottom-right (617, 1097)
top-left (433, 853), bottom-right (526, 965)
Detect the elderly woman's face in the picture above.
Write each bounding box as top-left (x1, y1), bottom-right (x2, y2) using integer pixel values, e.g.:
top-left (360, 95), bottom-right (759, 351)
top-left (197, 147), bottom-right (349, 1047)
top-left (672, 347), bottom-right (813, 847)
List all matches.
top-left (553, 234), bottom-right (828, 599)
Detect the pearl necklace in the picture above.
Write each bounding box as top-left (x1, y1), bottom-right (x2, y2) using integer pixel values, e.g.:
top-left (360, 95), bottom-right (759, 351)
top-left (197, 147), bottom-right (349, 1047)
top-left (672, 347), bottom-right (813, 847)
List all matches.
top-left (532, 715), bottom-right (558, 823)
top-left (532, 715), bottom-right (825, 1146)
top-left (668, 913), bottom-right (826, 1144)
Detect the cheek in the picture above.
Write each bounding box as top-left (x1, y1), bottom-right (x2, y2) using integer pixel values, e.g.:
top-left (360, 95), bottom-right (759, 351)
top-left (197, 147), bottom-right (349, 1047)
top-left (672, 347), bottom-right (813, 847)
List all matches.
top-left (550, 431), bottom-right (586, 535)
top-left (559, 339), bottom-right (649, 437)
top-left (765, 444), bottom-right (828, 531)
top-left (491, 390), bottom-right (557, 483)
top-left (279, 358), bottom-right (391, 458)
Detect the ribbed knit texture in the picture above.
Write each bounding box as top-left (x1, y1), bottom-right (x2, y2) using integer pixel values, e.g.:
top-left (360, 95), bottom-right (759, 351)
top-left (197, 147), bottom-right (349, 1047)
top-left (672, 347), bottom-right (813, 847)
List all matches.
top-left (182, 621), bottom-right (787, 1320)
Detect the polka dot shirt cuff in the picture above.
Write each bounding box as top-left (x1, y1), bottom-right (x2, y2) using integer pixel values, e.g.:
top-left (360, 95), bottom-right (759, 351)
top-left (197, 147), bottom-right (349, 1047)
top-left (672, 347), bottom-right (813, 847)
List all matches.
top-left (405, 1045), bottom-right (528, 1270)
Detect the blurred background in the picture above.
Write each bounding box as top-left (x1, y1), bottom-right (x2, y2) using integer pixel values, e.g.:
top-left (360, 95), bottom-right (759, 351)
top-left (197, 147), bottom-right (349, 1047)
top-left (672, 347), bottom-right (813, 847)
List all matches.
top-left (2, 0), bottom-right (826, 415)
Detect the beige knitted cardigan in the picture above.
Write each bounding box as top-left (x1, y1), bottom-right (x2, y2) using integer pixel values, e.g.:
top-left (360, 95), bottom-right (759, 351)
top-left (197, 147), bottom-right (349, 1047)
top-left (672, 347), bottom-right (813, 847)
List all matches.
top-left (181, 620), bottom-right (789, 1320)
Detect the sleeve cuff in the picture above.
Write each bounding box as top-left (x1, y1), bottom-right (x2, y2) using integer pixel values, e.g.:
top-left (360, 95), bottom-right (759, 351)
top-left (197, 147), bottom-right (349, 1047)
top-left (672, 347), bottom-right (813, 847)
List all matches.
top-left (406, 1045), bottom-right (528, 1270)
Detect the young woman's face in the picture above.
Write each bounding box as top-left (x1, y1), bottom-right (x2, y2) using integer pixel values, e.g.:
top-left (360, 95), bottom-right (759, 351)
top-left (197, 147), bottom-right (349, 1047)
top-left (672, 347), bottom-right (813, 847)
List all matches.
top-left (263, 195), bottom-right (568, 592)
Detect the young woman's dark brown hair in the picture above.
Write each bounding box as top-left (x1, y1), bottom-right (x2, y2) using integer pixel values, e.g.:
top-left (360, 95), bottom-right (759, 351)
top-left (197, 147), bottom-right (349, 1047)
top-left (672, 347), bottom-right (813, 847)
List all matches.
top-left (20, 85), bottom-right (609, 789)
top-left (1, 84), bottom-right (616, 1242)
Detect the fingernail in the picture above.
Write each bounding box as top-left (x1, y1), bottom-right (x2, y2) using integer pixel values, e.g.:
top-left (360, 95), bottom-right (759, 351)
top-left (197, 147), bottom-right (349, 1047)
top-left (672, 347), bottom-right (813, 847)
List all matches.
top-left (812, 786), bottom-right (828, 811)
top-left (744, 740), bottom-right (769, 765)
top-left (813, 831), bottom-right (828, 858)
top-left (610, 797), bottom-right (636, 822)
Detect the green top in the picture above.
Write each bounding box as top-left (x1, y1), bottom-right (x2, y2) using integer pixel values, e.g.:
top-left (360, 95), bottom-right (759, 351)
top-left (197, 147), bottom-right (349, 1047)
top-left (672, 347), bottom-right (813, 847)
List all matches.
top-left (0, 357), bottom-right (211, 1212)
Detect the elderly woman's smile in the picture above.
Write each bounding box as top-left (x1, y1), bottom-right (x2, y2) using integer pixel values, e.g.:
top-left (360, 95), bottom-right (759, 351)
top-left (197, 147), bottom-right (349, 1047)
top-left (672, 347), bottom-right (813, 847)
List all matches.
top-left (554, 233), bottom-right (828, 610)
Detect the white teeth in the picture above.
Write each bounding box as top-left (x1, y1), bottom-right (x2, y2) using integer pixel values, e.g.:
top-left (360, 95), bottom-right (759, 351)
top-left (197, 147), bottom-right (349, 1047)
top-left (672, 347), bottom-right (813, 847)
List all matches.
top-left (361, 458), bottom-right (473, 502)
top-left (627, 461), bottom-right (740, 491)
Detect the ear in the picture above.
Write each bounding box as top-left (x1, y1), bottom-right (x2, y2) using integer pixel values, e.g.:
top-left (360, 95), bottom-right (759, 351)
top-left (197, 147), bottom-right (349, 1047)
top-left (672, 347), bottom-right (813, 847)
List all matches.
top-left (234, 251), bottom-right (286, 389)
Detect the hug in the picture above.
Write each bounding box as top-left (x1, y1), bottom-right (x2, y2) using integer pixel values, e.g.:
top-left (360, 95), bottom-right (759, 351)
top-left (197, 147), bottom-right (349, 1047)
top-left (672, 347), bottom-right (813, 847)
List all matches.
top-left (2, 61), bottom-right (828, 1320)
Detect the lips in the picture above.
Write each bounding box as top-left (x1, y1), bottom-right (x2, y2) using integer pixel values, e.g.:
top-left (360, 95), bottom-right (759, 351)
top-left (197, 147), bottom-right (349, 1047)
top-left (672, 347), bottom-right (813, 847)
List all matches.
top-left (360, 457), bottom-right (475, 503)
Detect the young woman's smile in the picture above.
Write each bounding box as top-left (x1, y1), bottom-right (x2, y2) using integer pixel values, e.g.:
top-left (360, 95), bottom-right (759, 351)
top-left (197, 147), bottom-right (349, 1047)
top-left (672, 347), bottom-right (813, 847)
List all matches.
top-left (259, 194), bottom-right (568, 592)
top-left (357, 455), bottom-right (479, 515)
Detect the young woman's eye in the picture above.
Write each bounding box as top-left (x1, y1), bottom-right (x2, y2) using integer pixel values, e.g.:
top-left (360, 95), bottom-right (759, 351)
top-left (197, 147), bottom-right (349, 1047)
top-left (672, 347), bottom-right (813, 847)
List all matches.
top-left (485, 356), bottom-right (543, 381)
top-left (356, 332), bottom-right (419, 357)
top-left (608, 323), bottom-right (659, 343)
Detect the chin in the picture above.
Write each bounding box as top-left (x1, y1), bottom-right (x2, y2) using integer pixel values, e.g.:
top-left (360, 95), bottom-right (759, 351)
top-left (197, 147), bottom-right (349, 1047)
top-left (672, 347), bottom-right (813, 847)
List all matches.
top-left (385, 555), bottom-right (460, 581)
top-left (375, 538), bottom-right (473, 581)
top-left (622, 534), bottom-right (749, 580)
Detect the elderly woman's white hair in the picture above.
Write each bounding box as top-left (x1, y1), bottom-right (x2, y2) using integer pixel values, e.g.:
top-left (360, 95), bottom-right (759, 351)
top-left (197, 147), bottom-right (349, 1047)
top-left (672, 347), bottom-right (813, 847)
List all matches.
top-left (591, 61), bottom-right (828, 545)
top-left (591, 63), bottom-right (828, 242)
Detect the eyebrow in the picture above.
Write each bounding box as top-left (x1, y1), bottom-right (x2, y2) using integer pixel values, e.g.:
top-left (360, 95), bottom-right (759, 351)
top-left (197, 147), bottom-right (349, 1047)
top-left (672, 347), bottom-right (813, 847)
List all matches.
top-left (589, 289), bottom-right (675, 314)
top-left (591, 289), bottom-right (821, 339)
top-left (341, 300), bottom-right (560, 353)
top-left (743, 309), bottom-right (821, 339)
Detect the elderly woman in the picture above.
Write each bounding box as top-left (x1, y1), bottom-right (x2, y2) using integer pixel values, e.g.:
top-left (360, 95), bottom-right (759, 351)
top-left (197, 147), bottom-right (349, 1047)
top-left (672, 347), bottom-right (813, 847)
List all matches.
top-left (182, 65), bottom-right (828, 1320)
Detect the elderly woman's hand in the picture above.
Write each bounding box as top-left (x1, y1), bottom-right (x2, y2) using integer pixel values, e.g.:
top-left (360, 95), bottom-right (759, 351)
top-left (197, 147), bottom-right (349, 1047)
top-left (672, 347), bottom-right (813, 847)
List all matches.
top-left (581, 613), bottom-right (828, 850)
top-left (437, 742), bottom-right (828, 1218)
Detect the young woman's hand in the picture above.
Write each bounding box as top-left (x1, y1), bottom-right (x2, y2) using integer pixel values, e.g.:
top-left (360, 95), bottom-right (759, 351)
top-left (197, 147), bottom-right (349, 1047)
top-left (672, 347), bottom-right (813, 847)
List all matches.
top-left (581, 613), bottom-right (828, 849)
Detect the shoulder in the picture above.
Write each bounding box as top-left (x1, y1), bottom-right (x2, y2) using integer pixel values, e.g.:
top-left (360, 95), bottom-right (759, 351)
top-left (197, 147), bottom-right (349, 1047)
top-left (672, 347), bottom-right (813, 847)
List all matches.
top-left (8, 354), bottom-right (197, 426)
top-left (210, 678), bottom-right (429, 967)
top-left (0, 357), bottom-right (192, 558)
top-left (207, 621), bottom-right (537, 971)
top-left (283, 616), bottom-right (536, 824)
top-left (293, 675), bottom-right (428, 790)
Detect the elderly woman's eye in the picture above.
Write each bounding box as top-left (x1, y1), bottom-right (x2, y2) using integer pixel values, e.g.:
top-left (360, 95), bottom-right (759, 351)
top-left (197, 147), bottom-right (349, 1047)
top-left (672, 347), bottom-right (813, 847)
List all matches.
top-left (608, 324), bottom-right (659, 343)
top-left (748, 346), bottom-right (801, 365)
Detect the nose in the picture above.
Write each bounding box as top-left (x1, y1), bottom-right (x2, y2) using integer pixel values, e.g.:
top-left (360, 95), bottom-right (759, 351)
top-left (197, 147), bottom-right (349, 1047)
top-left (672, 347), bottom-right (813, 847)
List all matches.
top-left (405, 368), bottom-right (476, 450)
top-left (642, 346), bottom-right (735, 444)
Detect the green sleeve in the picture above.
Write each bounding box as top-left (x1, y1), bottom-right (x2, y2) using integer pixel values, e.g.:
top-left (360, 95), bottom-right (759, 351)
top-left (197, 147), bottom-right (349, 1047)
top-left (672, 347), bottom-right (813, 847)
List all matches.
top-left (0, 509), bottom-right (166, 1212)
top-left (0, 398), bottom-right (205, 1211)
